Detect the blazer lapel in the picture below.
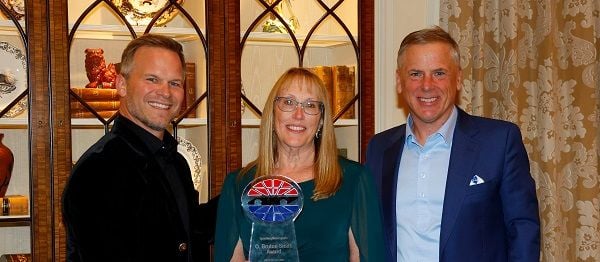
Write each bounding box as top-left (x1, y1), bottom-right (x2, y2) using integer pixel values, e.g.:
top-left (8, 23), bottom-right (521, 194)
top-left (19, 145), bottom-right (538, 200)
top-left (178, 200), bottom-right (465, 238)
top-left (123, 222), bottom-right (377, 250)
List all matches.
top-left (440, 110), bottom-right (480, 254)
top-left (381, 125), bottom-right (405, 257)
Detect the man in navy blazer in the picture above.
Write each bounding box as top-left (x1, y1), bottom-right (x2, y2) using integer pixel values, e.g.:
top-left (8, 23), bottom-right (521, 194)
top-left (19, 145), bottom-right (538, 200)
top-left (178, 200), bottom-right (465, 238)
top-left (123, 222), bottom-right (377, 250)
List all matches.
top-left (365, 27), bottom-right (540, 261)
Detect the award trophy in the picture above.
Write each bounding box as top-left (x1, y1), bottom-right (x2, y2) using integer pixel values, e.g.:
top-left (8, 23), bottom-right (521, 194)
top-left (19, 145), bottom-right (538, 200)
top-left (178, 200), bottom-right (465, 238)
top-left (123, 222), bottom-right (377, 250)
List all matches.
top-left (241, 175), bottom-right (304, 262)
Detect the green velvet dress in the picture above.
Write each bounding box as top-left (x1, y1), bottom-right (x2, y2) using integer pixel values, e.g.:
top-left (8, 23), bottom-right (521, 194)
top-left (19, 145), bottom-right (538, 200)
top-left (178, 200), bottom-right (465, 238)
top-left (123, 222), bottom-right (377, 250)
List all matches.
top-left (214, 158), bottom-right (385, 262)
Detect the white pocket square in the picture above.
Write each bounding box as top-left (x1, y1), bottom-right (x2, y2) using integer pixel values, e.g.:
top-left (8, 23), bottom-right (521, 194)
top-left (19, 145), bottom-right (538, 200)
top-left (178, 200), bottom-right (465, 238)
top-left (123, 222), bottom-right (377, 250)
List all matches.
top-left (469, 175), bottom-right (485, 186)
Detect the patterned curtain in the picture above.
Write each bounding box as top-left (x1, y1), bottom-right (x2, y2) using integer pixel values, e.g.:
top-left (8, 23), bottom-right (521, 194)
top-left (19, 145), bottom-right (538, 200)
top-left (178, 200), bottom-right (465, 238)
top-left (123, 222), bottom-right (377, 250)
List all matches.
top-left (440, 0), bottom-right (600, 261)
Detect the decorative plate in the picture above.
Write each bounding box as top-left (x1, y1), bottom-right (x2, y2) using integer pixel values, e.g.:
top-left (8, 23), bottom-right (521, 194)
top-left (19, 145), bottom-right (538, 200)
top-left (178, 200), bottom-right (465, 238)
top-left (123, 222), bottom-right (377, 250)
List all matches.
top-left (0, 41), bottom-right (27, 118)
top-left (240, 83), bottom-right (246, 115)
top-left (111, 0), bottom-right (184, 26)
top-left (0, 0), bottom-right (25, 20)
top-left (176, 136), bottom-right (203, 194)
top-left (3, 96), bottom-right (26, 118)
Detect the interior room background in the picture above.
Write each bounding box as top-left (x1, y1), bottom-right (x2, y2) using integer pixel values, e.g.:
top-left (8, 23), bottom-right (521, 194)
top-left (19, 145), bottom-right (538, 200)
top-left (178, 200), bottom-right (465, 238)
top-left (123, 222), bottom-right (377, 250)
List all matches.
top-left (0, 0), bottom-right (597, 261)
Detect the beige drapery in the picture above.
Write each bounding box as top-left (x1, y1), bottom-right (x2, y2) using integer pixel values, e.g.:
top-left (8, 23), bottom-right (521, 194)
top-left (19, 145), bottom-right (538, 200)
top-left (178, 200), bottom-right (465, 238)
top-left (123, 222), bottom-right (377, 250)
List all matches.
top-left (440, 0), bottom-right (600, 261)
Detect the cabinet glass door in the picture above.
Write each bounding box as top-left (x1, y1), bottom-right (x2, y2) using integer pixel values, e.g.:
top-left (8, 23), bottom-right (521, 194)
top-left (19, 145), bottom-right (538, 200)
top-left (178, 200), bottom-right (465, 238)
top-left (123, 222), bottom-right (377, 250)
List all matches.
top-left (240, 0), bottom-right (360, 164)
top-left (67, 0), bottom-right (210, 203)
top-left (0, 1), bottom-right (31, 257)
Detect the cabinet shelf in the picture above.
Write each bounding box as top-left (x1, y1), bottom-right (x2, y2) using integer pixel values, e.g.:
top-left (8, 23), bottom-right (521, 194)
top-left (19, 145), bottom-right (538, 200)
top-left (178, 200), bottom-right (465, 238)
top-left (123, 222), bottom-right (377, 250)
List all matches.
top-left (245, 32), bottom-right (356, 47)
top-left (68, 23), bottom-right (200, 41)
top-left (0, 21), bottom-right (353, 47)
top-left (0, 20), bottom-right (25, 36)
top-left (0, 215), bottom-right (30, 227)
top-left (68, 24), bottom-right (354, 47)
top-left (70, 118), bottom-right (207, 127)
top-left (0, 119), bottom-right (27, 128)
top-left (0, 117), bottom-right (208, 128)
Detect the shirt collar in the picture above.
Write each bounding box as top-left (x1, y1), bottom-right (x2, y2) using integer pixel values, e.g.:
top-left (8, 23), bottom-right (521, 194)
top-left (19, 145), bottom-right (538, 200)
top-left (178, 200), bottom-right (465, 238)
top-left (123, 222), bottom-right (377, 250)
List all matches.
top-left (116, 115), bottom-right (178, 155)
top-left (405, 106), bottom-right (458, 146)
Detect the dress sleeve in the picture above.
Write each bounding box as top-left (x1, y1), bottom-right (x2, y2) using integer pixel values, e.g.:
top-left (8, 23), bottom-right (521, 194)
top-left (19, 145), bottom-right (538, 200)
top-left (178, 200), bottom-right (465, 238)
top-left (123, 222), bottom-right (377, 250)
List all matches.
top-left (214, 172), bottom-right (243, 262)
top-left (350, 166), bottom-right (386, 261)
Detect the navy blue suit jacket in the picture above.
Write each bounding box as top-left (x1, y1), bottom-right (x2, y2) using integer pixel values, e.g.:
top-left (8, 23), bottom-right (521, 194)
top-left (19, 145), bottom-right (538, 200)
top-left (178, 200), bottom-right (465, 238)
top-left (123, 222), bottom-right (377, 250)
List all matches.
top-left (365, 108), bottom-right (540, 262)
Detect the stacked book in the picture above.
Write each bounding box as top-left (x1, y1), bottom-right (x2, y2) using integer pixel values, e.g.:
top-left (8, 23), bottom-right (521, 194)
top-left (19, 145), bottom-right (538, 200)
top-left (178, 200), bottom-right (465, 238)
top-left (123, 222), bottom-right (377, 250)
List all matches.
top-left (312, 65), bottom-right (356, 119)
top-left (181, 62), bottom-right (196, 118)
top-left (70, 88), bottom-right (119, 119)
top-left (1, 195), bottom-right (28, 216)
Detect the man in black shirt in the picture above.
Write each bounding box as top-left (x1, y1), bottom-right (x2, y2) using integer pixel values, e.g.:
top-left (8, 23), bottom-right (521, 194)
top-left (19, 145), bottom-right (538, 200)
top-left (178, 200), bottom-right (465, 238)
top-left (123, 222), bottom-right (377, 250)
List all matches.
top-left (63, 34), bottom-right (216, 262)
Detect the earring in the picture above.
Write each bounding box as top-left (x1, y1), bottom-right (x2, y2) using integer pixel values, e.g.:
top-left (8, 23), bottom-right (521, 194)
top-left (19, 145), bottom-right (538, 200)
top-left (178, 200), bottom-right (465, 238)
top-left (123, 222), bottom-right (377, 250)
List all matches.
top-left (315, 127), bottom-right (321, 139)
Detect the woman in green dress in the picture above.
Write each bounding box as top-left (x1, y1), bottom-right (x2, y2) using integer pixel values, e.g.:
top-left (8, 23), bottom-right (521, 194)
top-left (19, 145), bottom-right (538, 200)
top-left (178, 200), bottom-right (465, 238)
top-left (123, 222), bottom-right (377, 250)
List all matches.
top-left (214, 67), bottom-right (385, 261)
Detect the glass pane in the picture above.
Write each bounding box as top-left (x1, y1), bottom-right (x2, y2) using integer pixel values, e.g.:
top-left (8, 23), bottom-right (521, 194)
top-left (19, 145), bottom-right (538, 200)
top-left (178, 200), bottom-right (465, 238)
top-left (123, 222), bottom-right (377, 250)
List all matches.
top-left (0, 0), bottom-right (30, 256)
top-left (240, 0), bottom-right (359, 162)
top-left (68, 0), bottom-right (209, 203)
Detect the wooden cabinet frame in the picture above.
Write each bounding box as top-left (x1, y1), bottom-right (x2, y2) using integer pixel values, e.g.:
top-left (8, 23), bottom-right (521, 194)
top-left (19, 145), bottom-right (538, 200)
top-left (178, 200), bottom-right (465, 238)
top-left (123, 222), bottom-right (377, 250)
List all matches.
top-left (18, 0), bottom-right (372, 260)
top-left (216, 0), bottom-right (374, 195)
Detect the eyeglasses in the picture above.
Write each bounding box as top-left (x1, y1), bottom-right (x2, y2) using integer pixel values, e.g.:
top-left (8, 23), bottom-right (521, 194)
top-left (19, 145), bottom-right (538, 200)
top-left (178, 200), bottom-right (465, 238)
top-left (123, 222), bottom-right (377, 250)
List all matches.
top-left (274, 96), bottom-right (324, 115)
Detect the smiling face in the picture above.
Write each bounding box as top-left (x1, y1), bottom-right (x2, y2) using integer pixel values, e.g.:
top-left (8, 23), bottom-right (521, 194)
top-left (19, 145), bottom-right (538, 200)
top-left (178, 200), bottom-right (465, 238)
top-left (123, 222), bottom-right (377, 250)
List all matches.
top-left (397, 42), bottom-right (462, 133)
top-left (273, 77), bottom-right (323, 153)
top-left (116, 46), bottom-right (184, 139)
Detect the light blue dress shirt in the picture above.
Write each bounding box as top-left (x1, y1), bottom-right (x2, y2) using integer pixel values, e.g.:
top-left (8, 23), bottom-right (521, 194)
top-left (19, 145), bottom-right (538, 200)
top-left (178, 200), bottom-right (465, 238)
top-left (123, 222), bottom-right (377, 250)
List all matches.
top-left (396, 107), bottom-right (458, 262)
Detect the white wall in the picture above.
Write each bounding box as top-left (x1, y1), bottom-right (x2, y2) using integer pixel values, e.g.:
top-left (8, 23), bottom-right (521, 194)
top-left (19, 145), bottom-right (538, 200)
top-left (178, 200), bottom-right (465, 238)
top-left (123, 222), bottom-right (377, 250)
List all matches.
top-left (374, 0), bottom-right (440, 132)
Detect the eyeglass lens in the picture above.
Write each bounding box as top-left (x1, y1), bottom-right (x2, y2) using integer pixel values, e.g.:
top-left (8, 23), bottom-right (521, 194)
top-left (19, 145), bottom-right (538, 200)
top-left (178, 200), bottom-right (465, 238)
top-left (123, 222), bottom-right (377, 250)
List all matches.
top-left (275, 97), bottom-right (322, 115)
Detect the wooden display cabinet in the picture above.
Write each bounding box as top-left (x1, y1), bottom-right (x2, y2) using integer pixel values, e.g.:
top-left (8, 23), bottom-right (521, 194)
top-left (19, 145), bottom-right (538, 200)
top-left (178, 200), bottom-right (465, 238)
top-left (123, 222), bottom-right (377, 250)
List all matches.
top-left (238, 0), bottom-right (369, 165)
top-left (0, 2), bottom-right (34, 258)
top-left (0, 0), bottom-right (372, 260)
top-left (67, 0), bottom-right (211, 204)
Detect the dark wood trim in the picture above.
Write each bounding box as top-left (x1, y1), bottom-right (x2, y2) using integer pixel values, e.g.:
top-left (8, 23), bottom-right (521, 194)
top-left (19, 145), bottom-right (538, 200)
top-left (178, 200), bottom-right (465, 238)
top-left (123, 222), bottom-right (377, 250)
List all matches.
top-left (208, 0), bottom-right (242, 196)
top-left (48, 0), bottom-right (70, 260)
top-left (225, 0), bottom-right (242, 176)
top-left (26, 0), bottom-right (52, 260)
top-left (359, 0), bottom-right (375, 163)
top-left (207, 0), bottom-right (228, 196)
top-left (0, 217), bottom-right (31, 227)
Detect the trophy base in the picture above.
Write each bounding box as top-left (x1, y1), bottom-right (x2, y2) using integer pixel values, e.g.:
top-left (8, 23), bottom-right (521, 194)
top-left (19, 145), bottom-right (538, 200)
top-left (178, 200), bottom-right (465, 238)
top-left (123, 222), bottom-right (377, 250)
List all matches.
top-left (249, 221), bottom-right (299, 262)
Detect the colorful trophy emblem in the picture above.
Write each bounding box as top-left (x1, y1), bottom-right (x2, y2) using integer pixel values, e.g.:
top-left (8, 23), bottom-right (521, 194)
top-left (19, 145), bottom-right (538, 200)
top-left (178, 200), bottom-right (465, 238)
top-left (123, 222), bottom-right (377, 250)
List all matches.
top-left (242, 175), bottom-right (303, 261)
